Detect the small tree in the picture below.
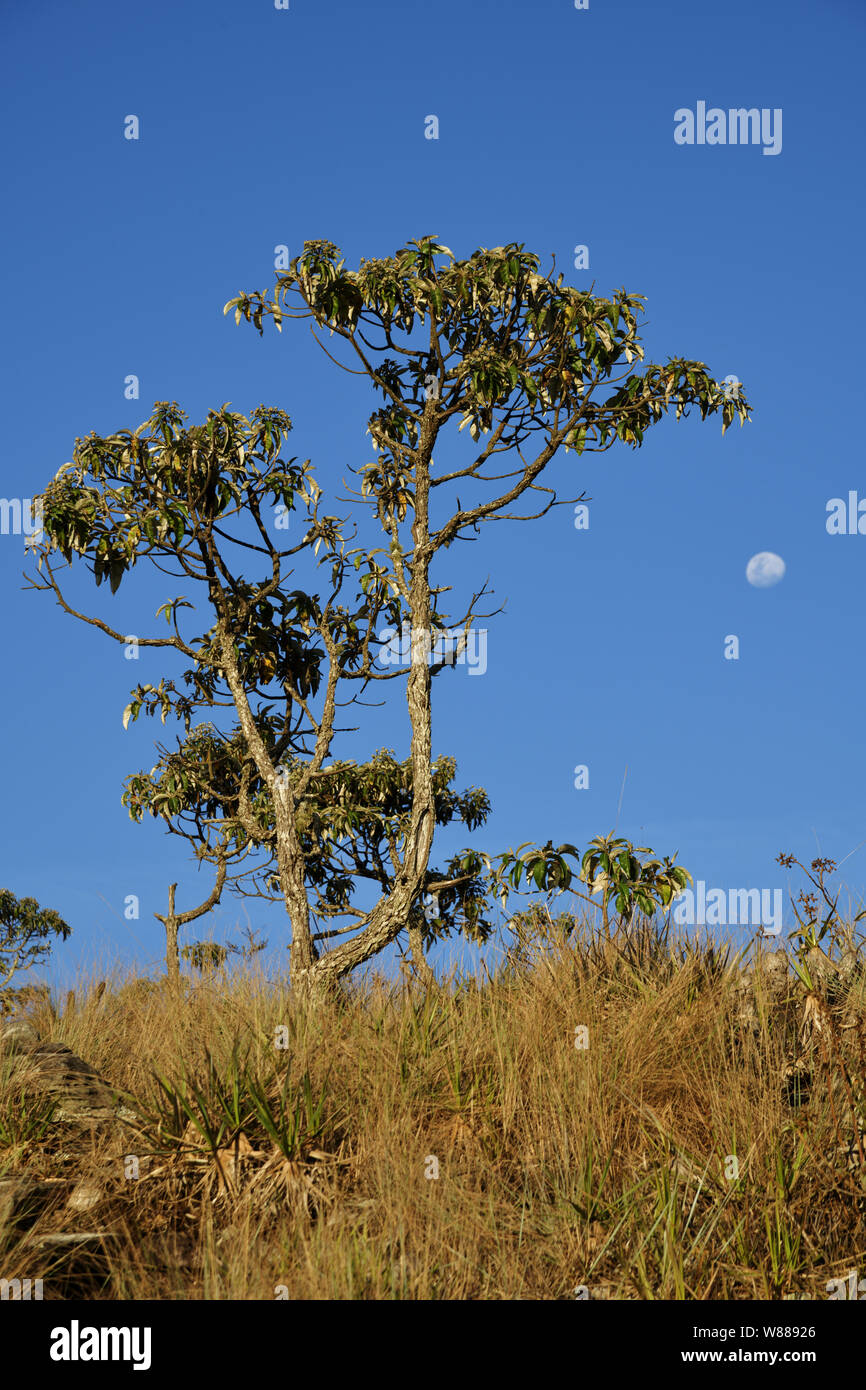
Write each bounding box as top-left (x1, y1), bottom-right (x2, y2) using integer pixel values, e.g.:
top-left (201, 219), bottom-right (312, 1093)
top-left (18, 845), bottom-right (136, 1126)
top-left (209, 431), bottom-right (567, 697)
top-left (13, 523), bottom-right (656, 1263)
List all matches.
top-left (580, 833), bottom-right (692, 937)
top-left (28, 235), bottom-right (749, 1001)
top-left (180, 941), bottom-right (231, 976)
top-left (177, 927), bottom-right (269, 980)
top-left (0, 889), bottom-right (71, 989)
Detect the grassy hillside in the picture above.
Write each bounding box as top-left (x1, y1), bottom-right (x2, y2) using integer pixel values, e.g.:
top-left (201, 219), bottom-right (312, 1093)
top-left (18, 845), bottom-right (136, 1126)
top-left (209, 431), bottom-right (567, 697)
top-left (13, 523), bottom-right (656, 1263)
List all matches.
top-left (2, 916), bottom-right (865, 1300)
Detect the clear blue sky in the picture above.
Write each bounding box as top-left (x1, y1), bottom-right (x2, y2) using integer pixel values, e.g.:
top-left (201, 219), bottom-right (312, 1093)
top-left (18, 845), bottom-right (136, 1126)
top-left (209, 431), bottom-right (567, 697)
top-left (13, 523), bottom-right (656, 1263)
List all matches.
top-left (3, 0), bottom-right (865, 990)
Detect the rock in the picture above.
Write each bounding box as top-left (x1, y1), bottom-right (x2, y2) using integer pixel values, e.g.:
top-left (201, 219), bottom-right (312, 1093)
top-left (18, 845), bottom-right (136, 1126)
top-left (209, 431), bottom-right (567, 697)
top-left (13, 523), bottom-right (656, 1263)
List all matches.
top-left (837, 948), bottom-right (862, 989)
top-left (740, 951), bottom-right (791, 998)
top-left (1, 1020), bottom-right (134, 1125)
top-left (798, 946), bottom-right (866, 1004)
top-left (10, 1043), bottom-right (122, 1123)
top-left (757, 952), bottom-right (790, 989)
top-left (1, 1022), bottom-right (130, 1273)
top-left (0, 1018), bottom-right (40, 1052)
top-left (67, 1180), bottom-right (103, 1214)
top-left (25, 1231), bottom-right (109, 1248)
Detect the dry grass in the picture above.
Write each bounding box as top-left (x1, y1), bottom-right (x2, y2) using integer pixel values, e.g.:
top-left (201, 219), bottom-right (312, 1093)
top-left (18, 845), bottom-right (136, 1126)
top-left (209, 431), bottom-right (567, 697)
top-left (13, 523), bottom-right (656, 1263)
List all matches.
top-left (2, 916), bottom-right (865, 1300)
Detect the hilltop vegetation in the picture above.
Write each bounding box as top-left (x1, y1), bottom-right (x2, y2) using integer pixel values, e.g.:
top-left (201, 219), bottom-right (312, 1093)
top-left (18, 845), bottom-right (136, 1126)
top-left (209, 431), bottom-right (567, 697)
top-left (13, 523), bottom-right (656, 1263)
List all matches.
top-left (2, 909), bottom-right (864, 1300)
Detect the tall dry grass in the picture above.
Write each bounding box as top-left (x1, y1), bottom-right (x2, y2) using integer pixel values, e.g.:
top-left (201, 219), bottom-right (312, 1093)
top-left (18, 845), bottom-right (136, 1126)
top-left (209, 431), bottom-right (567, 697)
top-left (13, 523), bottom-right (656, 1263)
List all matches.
top-left (2, 914), bottom-right (864, 1299)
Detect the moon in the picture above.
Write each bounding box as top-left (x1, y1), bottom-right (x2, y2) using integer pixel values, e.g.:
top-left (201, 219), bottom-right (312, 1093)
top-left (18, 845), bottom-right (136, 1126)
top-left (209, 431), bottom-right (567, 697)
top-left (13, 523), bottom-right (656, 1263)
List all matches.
top-left (746, 552), bottom-right (786, 588)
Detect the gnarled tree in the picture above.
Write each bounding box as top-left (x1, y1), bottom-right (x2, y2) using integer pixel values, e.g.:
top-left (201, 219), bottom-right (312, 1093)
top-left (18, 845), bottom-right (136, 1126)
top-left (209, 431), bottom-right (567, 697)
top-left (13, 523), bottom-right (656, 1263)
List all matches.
top-left (27, 236), bottom-right (749, 1000)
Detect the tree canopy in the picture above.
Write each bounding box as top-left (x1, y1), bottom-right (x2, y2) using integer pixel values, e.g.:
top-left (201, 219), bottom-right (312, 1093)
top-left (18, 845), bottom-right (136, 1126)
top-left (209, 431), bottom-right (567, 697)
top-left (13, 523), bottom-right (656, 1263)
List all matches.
top-left (0, 889), bottom-right (71, 990)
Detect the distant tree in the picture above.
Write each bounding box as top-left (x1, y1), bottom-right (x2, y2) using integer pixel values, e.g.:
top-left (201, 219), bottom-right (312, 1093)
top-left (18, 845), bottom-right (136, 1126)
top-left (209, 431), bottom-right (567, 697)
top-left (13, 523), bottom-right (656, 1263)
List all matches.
top-left (179, 928), bottom-right (268, 978)
top-left (156, 872), bottom-right (227, 987)
top-left (28, 236), bottom-right (748, 1001)
top-left (0, 889), bottom-right (71, 988)
top-left (180, 941), bottom-right (231, 976)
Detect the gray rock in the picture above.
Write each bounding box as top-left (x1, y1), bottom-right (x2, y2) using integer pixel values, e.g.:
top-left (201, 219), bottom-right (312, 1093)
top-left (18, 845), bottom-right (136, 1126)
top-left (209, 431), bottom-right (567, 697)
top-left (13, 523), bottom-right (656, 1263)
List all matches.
top-left (837, 948), bottom-right (862, 987)
top-left (66, 1180), bottom-right (104, 1213)
top-left (758, 951), bottom-right (791, 987)
top-left (26, 1231), bottom-right (109, 1248)
top-left (0, 1018), bottom-right (41, 1052)
top-left (2, 1022), bottom-right (132, 1125)
top-left (799, 946), bottom-right (866, 1003)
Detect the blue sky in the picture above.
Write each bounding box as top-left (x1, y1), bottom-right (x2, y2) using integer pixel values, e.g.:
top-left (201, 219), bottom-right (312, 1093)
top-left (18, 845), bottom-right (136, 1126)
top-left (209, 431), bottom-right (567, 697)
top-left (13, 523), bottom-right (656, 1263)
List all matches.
top-left (3, 0), bottom-right (865, 990)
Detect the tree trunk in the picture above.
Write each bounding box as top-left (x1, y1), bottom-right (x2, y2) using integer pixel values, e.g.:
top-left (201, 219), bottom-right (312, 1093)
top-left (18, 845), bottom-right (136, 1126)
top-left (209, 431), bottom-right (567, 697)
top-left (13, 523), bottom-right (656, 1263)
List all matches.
top-left (155, 862), bottom-right (226, 990)
top-left (217, 628), bottom-right (322, 996)
top-left (214, 407), bottom-right (440, 1004)
top-left (304, 407), bottom-right (439, 997)
top-left (408, 922), bottom-right (437, 988)
top-left (164, 883), bottom-right (180, 985)
top-left (273, 785), bottom-right (319, 991)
